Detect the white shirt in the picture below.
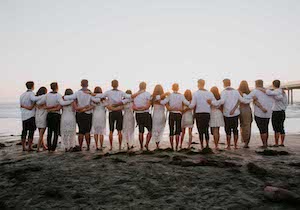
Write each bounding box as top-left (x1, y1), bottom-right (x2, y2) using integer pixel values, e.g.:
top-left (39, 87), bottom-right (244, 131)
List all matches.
top-left (212, 87), bottom-right (251, 117)
top-left (160, 92), bottom-right (190, 113)
top-left (244, 89), bottom-right (273, 118)
top-left (64, 89), bottom-right (100, 114)
top-left (265, 89), bottom-right (288, 111)
top-left (45, 92), bottom-right (63, 114)
top-left (133, 91), bottom-right (152, 113)
top-left (189, 90), bottom-right (216, 113)
top-left (19, 90), bottom-right (43, 121)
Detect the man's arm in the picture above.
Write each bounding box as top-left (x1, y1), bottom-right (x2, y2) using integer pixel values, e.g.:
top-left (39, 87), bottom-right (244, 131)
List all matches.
top-left (160, 96), bottom-right (169, 105)
top-left (59, 98), bottom-right (73, 106)
top-left (211, 91), bottom-right (225, 106)
top-left (64, 92), bottom-right (77, 100)
top-left (188, 94), bottom-right (196, 109)
top-left (29, 93), bottom-right (44, 102)
top-left (182, 95), bottom-right (190, 106)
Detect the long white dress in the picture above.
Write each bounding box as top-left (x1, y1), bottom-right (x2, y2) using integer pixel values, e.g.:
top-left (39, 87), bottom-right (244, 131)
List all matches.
top-left (122, 101), bottom-right (135, 147)
top-left (92, 101), bottom-right (107, 135)
top-left (181, 105), bottom-right (194, 128)
top-left (59, 99), bottom-right (76, 149)
top-left (209, 106), bottom-right (225, 127)
top-left (35, 95), bottom-right (48, 129)
top-left (152, 103), bottom-right (166, 143)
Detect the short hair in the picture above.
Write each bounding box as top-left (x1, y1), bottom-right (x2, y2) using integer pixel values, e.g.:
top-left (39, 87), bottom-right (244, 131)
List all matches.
top-left (94, 86), bottom-right (102, 94)
top-left (111, 80), bottom-right (119, 88)
top-left (198, 79), bottom-right (205, 87)
top-left (64, 88), bottom-right (73, 96)
top-left (50, 82), bottom-right (58, 91)
top-left (172, 83), bottom-right (179, 91)
top-left (273, 80), bottom-right (280, 88)
top-left (125, 90), bottom-right (132, 95)
top-left (139, 82), bottom-right (147, 90)
top-left (81, 79), bottom-right (88, 88)
top-left (26, 81), bottom-right (34, 89)
top-left (223, 79), bottom-right (231, 87)
top-left (36, 87), bottom-right (47, 96)
top-left (255, 80), bottom-right (264, 88)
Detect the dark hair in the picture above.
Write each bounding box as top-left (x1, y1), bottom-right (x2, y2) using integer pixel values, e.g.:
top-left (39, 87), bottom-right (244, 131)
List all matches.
top-left (126, 90), bottom-right (132, 95)
top-left (238, 80), bottom-right (250, 95)
top-left (273, 80), bottom-right (280, 88)
top-left (152, 84), bottom-right (164, 104)
top-left (139, 82), bottom-right (146, 90)
top-left (184, 89), bottom-right (192, 102)
top-left (255, 80), bottom-right (264, 88)
top-left (210, 86), bottom-right (221, 100)
top-left (64, 88), bottom-right (73, 96)
top-left (172, 83), bottom-right (179, 91)
top-left (111, 80), bottom-right (119, 88)
top-left (26, 81), bottom-right (34, 89)
top-left (81, 79), bottom-right (88, 88)
top-left (50, 82), bottom-right (58, 91)
top-left (94, 86), bottom-right (102, 94)
top-left (36, 87), bottom-right (47, 96)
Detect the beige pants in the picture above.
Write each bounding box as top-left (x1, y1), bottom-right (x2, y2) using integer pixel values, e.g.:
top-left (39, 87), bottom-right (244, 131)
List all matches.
top-left (239, 105), bottom-right (253, 144)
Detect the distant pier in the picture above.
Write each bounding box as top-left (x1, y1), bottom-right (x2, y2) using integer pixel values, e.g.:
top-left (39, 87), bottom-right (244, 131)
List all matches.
top-left (281, 81), bottom-right (300, 104)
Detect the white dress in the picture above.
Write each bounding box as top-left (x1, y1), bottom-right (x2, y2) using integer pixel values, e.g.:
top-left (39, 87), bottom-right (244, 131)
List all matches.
top-left (35, 96), bottom-right (48, 128)
top-left (152, 103), bottom-right (166, 143)
top-left (92, 101), bottom-right (107, 135)
top-left (123, 102), bottom-right (135, 147)
top-left (209, 106), bottom-right (225, 127)
top-left (182, 106), bottom-right (194, 128)
top-left (60, 100), bottom-right (76, 149)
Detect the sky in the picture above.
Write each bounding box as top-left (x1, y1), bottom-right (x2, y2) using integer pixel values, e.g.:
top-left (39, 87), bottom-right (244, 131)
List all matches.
top-left (1, 0), bottom-right (300, 102)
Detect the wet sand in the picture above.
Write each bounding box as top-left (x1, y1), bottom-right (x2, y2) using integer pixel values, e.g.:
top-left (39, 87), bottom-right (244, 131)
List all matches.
top-left (0, 134), bottom-right (300, 209)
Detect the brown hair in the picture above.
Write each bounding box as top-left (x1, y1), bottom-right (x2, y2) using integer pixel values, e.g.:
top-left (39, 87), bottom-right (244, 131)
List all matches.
top-left (273, 80), bottom-right (280, 88)
top-left (64, 88), bottom-right (73, 96)
top-left (184, 89), bottom-right (192, 102)
top-left (152, 84), bottom-right (164, 105)
top-left (238, 80), bottom-right (250, 95)
top-left (139, 82), bottom-right (146, 90)
top-left (81, 79), bottom-right (88, 88)
top-left (26, 81), bottom-right (34, 89)
top-left (172, 83), bottom-right (179, 92)
top-left (223, 79), bottom-right (231, 87)
top-left (210, 86), bottom-right (221, 100)
top-left (94, 86), bottom-right (102, 94)
top-left (126, 90), bottom-right (132, 95)
top-left (50, 82), bottom-right (58, 91)
top-left (111, 80), bottom-right (119, 88)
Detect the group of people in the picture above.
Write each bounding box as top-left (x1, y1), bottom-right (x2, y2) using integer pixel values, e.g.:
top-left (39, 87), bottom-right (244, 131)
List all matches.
top-left (19, 78), bottom-right (288, 153)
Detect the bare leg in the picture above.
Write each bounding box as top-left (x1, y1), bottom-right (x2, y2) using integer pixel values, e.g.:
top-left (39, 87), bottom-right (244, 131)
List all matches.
top-left (40, 128), bottom-right (47, 150)
top-left (85, 133), bottom-right (91, 151)
top-left (274, 132), bottom-right (280, 146)
top-left (100, 135), bottom-right (104, 149)
top-left (261, 133), bottom-right (268, 148)
top-left (212, 127), bottom-right (220, 150)
top-left (118, 131), bottom-right (123, 150)
top-left (169, 136), bottom-right (174, 150)
top-left (21, 138), bottom-right (26, 151)
top-left (109, 131), bottom-right (113, 151)
top-left (156, 142), bottom-right (160, 149)
top-left (28, 139), bottom-right (34, 151)
top-left (37, 128), bottom-right (43, 152)
top-left (280, 134), bottom-right (285, 146)
top-left (94, 134), bottom-right (99, 150)
top-left (199, 133), bottom-right (204, 150)
top-left (139, 133), bottom-right (144, 150)
top-left (175, 135), bottom-right (180, 151)
top-left (226, 135), bottom-right (231, 150)
top-left (145, 132), bottom-right (152, 150)
top-left (180, 128), bottom-right (185, 149)
top-left (234, 134), bottom-right (238, 149)
top-left (78, 134), bottom-right (84, 151)
top-left (188, 128), bottom-right (192, 149)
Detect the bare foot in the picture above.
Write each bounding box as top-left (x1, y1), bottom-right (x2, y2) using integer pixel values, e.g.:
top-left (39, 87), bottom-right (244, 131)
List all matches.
top-left (226, 146), bottom-right (231, 150)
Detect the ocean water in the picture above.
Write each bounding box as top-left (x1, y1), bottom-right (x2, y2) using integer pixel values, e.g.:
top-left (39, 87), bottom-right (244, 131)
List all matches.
top-left (0, 102), bottom-right (300, 139)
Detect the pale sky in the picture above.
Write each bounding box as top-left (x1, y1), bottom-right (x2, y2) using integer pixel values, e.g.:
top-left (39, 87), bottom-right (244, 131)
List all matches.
top-left (1, 0), bottom-right (300, 102)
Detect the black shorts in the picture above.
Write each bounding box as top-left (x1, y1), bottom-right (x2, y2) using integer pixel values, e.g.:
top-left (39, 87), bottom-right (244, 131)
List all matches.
top-left (255, 116), bottom-right (270, 134)
top-left (136, 112), bottom-right (152, 133)
top-left (224, 116), bottom-right (239, 135)
top-left (169, 112), bottom-right (182, 136)
top-left (272, 111), bottom-right (286, 134)
top-left (109, 111), bottom-right (123, 132)
top-left (194, 113), bottom-right (210, 135)
top-left (21, 117), bottom-right (36, 139)
top-left (76, 112), bottom-right (93, 134)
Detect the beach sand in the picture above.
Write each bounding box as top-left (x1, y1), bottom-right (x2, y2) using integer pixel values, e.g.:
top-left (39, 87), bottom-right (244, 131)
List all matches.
top-left (0, 134), bottom-right (300, 209)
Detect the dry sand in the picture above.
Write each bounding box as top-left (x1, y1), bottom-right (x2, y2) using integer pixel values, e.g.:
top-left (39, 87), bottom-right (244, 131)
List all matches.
top-left (0, 134), bottom-right (300, 209)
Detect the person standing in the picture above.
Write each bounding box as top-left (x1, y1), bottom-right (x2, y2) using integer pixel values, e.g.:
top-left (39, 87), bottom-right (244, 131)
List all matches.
top-left (243, 80), bottom-right (273, 148)
top-left (181, 89), bottom-right (193, 149)
top-left (261, 80), bottom-right (288, 147)
top-left (122, 90), bottom-right (135, 150)
top-left (45, 82), bottom-right (62, 152)
top-left (133, 82), bottom-right (152, 150)
top-left (63, 79), bottom-right (99, 151)
top-left (161, 83), bottom-right (190, 151)
top-left (91, 86), bottom-right (108, 151)
top-left (237, 81), bottom-right (253, 148)
top-left (20, 81), bottom-right (44, 151)
top-left (189, 79), bottom-right (216, 149)
top-left (151, 85), bottom-right (168, 149)
top-left (209, 86), bottom-right (224, 150)
top-left (211, 79), bottom-right (251, 149)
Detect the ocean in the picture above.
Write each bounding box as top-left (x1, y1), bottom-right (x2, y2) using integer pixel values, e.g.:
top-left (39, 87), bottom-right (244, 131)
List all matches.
top-left (0, 102), bottom-right (300, 140)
